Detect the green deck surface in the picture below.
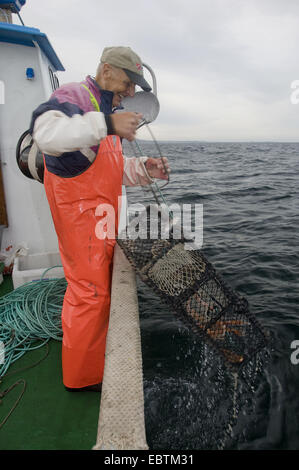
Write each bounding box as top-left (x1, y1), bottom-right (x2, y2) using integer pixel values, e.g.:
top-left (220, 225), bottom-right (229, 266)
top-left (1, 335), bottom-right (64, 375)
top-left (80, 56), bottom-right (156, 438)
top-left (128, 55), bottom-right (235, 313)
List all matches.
top-left (0, 276), bottom-right (101, 450)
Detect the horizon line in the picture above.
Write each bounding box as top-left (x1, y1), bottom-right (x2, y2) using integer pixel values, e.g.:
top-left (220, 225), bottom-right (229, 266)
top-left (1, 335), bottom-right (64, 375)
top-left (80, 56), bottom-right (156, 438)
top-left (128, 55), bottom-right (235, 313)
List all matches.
top-left (133, 139), bottom-right (299, 143)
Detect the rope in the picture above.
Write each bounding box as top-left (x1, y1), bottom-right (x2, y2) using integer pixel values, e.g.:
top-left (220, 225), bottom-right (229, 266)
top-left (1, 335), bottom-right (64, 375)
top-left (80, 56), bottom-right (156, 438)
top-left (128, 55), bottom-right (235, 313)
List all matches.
top-left (0, 273), bottom-right (66, 429)
top-left (131, 123), bottom-right (171, 208)
top-left (0, 277), bottom-right (66, 376)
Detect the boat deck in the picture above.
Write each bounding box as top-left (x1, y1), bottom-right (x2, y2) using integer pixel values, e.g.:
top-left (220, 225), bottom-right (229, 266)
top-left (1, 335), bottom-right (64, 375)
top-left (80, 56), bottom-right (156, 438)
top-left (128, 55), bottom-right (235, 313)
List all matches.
top-left (0, 276), bottom-right (100, 450)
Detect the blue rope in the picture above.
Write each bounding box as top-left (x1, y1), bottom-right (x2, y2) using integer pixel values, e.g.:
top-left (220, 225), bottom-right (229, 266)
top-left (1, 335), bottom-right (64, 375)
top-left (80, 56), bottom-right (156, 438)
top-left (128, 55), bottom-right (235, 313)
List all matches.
top-left (0, 276), bottom-right (67, 378)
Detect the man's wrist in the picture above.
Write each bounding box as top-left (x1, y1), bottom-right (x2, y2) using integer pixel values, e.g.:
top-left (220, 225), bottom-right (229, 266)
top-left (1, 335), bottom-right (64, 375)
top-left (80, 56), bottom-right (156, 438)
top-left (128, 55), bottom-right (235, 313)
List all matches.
top-left (105, 114), bottom-right (115, 135)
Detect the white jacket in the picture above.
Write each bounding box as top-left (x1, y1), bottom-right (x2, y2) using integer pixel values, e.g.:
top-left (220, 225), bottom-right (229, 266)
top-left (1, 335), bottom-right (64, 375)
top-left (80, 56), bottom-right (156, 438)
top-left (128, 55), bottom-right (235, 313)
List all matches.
top-left (33, 109), bottom-right (153, 186)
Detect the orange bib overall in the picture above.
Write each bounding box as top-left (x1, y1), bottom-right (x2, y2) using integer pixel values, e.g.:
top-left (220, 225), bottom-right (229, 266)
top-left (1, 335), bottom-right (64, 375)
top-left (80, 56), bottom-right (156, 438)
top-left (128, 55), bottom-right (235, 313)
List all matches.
top-left (44, 135), bottom-right (124, 388)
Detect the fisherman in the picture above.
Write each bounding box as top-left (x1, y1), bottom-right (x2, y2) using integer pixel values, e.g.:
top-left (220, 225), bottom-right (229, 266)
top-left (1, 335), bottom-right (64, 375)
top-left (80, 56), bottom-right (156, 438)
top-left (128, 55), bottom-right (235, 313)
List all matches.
top-left (30, 46), bottom-right (169, 392)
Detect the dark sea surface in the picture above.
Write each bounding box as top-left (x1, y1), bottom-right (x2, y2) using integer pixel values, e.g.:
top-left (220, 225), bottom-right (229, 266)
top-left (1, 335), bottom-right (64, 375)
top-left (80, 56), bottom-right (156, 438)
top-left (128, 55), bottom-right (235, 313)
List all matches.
top-left (123, 140), bottom-right (299, 450)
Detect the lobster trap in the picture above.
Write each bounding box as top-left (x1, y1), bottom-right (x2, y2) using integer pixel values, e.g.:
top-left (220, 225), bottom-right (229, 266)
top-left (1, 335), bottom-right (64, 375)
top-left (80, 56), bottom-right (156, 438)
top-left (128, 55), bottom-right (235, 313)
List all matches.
top-left (117, 204), bottom-right (268, 370)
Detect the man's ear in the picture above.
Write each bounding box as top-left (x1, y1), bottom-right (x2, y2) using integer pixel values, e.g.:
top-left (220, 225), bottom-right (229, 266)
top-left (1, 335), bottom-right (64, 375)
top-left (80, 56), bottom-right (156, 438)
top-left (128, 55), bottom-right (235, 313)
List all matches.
top-left (102, 63), bottom-right (112, 78)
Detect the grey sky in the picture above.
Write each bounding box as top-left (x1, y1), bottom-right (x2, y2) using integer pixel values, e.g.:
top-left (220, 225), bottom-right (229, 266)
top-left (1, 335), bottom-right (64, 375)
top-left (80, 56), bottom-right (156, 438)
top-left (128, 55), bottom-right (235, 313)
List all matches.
top-left (21, 0), bottom-right (299, 141)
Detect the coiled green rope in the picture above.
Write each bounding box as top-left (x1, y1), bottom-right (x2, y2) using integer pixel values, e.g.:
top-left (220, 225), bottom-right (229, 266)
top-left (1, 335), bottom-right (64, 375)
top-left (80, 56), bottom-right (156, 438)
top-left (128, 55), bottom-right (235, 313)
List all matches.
top-left (0, 277), bottom-right (67, 378)
top-left (0, 274), bottom-right (67, 428)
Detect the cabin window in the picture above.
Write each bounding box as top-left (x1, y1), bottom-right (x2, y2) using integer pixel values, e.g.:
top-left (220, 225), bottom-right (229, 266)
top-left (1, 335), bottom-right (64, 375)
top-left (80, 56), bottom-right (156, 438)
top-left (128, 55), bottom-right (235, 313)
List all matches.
top-left (48, 67), bottom-right (60, 91)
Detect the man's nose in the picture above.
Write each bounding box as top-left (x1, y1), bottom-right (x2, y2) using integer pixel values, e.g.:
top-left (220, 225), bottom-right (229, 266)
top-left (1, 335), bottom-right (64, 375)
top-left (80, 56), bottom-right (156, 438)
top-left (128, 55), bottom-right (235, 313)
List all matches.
top-left (127, 83), bottom-right (135, 97)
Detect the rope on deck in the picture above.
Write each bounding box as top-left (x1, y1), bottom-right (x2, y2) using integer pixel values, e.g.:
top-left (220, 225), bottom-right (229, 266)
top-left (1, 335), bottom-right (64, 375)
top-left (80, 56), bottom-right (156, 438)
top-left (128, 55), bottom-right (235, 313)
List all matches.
top-left (93, 244), bottom-right (148, 450)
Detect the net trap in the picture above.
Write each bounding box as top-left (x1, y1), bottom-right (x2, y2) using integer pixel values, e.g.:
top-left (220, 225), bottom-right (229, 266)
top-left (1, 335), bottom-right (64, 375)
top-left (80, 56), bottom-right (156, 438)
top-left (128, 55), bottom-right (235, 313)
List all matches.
top-left (117, 128), bottom-right (268, 371)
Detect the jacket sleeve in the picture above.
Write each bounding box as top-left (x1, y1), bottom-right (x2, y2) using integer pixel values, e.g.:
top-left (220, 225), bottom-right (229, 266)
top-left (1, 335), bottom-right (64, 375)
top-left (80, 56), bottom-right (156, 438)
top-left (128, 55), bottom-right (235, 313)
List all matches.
top-left (32, 109), bottom-right (108, 157)
top-left (123, 156), bottom-right (154, 186)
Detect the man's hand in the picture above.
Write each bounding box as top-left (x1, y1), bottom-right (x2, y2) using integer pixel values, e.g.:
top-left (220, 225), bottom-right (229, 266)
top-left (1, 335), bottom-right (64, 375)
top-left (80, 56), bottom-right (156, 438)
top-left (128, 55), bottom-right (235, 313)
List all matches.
top-left (145, 157), bottom-right (170, 180)
top-left (110, 112), bottom-right (142, 141)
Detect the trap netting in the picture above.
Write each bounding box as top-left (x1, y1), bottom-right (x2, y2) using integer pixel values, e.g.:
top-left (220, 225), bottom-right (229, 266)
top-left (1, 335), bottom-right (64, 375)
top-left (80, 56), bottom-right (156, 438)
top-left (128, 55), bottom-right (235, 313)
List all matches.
top-left (117, 205), bottom-right (268, 370)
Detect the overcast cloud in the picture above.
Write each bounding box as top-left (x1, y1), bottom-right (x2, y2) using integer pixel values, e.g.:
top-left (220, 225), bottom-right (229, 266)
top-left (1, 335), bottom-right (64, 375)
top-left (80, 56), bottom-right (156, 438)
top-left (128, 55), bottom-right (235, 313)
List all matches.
top-left (21, 0), bottom-right (299, 141)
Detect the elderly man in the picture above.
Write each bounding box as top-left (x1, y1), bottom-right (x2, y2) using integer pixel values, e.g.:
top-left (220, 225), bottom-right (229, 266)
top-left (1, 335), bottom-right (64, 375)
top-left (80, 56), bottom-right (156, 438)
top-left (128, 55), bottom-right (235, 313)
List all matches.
top-left (30, 46), bottom-right (169, 392)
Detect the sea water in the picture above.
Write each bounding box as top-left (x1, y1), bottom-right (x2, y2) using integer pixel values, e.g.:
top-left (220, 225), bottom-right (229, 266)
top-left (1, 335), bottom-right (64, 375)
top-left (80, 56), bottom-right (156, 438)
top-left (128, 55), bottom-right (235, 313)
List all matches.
top-left (123, 140), bottom-right (299, 450)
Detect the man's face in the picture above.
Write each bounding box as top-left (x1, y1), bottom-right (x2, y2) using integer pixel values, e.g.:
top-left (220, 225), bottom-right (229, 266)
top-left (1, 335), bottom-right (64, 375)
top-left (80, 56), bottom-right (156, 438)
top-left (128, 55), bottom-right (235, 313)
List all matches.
top-left (104, 65), bottom-right (136, 107)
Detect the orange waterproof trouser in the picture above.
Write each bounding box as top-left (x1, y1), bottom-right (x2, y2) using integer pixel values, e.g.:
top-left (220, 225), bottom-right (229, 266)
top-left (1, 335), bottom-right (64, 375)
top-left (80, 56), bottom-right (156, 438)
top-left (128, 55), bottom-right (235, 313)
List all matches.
top-left (43, 135), bottom-right (124, 388)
